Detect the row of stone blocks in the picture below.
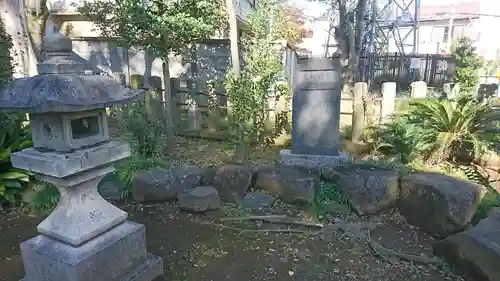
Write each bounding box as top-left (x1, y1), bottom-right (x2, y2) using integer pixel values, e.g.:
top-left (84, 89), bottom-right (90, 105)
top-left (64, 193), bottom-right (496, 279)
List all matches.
top-left (20, 221), bottom-right (163, 281)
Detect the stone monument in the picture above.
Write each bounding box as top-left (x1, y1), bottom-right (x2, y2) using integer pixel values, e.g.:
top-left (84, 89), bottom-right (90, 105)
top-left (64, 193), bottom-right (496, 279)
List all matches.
top-left (280, 57), bottom-right (349, 168)
top-left (0, 32), bottom-right (163, 281)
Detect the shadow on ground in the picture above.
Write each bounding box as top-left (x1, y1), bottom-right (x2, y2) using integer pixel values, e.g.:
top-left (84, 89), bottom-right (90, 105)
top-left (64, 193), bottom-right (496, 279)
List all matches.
top-left (0, 202), bottom-right (468, 281)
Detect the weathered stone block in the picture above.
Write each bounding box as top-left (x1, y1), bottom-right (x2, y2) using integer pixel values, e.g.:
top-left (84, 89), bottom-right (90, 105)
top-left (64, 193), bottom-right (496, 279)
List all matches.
top-left (337, 167), bottom-right (400, 215)
top-left (178, 186), bottom-right (221, 212)
top-left (10, 141), bottom-right (131, 178)
top-left (241, 191), bottom-right (276, 210)
top-left (433, 209), bottom-right (500, 281)
top-left (36, 166), bottom-right (127, 246)
top-left (131, 166), bottom-right (208, 202)
top-left (98, 173), bottom-right (123, 201)
top-left (280, 149), bottom-right (350, 169)
top-left (20, 221), bottom-right (163, 281)
top-left (255, 166), bottom-right (317, 205)
top-left (213, 165), bottom-right (254, 202)
top-left (172, 165), bottom-right (209, 190)
top-left (398, 172), bottom-right (484, 237)
top-left (131, 168), bottom-right (177, 202)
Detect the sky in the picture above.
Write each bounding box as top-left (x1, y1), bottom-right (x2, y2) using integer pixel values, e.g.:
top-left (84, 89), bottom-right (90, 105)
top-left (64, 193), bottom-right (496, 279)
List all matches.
top-left (288, 0), bottom-right (500, 21)
top-left (421, 0), bottom-right (479, 5)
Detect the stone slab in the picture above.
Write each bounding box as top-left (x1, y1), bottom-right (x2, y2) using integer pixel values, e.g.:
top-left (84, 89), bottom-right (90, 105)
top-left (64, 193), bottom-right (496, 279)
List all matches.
top-left (280, 149), bottom-right (350, 169)
top-left (121, 254), bottom-right (163, 281)
top-left (291, 58), bottom-right (342, 156)
top-left (241, 191), bottom-right (276, 210)
top-left (10, 141), bottom-right (131, 178)
top-left (433, 209), bottom-right (500, 281)
top-left (20, 221), bottom-right (163, 281)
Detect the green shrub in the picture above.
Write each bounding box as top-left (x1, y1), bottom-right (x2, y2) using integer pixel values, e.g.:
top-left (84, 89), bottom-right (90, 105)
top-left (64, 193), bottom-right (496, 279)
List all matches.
top-left (121, 93), bottom-right (165, 158)
top-left (452, 37), bottom-right (484, 93)
top-left (403, 95), bottom-right (499, 162)
top-left (0, 15), bottom-right (13, 87)
top-left (0, 18), bottom-right (35, 209)
top-left (374, 119), bottom-right (431, 164)
top-left (473, 191), bottom-right (500, 223)
top-left (309, 181), bottom-right (352, 221)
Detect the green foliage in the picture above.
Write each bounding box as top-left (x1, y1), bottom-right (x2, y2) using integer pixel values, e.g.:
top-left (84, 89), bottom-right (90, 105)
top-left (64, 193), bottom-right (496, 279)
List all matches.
top-left (309, 181), bottom-right (352, 221)
top-left (0, 18), bottom-right (34, 208)
top-left (0, 17), bottom-right (13, 87)
top-left (403, 95), bottom-right (499, 162)
top-left (374, 119), bottom-right (431, 164)
top-left (452, 37), bottom-right (484, 93)
top-left (0, 111), bottom-right (34, 208)
top-left (225, 0), bottom-right (290, 143)
top-left (29, 183), bottom-right (60, 214)
top-left (122, 96), bottom-right (165, 158)
top-left (474, 191), bottom-right (500, 223)
top-left (76, 0), bottom-right (225, 58)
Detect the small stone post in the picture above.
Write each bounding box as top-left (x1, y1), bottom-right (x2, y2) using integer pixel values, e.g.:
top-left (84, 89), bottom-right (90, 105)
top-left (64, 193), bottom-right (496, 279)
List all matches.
top-left (351, 82), bottom-right (368, 142)
top-left (187, 99), bottom-right (202, 131)
top-left (411, 81), bottom-right (427, 98)
top-left (450, 83), bottom-right (460, 99)
top-left (381, 82), bottom-right (396, 123)
top-left (186, 79), bottom-right (202, 132)
top-left (0, 32), bottom-right (163, 281)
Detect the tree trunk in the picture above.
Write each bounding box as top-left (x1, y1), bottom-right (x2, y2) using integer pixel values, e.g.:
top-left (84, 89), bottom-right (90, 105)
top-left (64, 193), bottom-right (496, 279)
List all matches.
top-left (25, 0), bottom-right (49, 62)
top-left (351, 0), bottom-right (367, 143)
top-left (335, 0), bottom-right (367, 143)
top-left (226, 0), bottom-right (240, 77)
top-left (1, 0), bottom-right (39, 76)
top-left (225, 0), bottom-right (246, 162)
top-left (161, 59), bottom-right (176, 154)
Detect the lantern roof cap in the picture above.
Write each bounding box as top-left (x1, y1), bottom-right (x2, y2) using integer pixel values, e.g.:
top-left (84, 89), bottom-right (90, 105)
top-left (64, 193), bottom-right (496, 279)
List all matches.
top-left (0, 32), bottom-right (144, 113)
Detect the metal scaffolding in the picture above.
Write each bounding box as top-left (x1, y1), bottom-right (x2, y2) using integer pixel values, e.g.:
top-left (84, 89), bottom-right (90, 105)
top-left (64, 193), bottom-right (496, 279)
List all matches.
top-left (363, 0), bottom-right (421, 55)
top-left (321, 0), bottom-right (421, 57)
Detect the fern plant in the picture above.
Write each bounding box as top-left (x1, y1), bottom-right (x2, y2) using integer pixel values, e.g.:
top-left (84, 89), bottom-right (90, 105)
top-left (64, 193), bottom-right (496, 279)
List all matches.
top-left (374, 119), bottom-right (432, 164)
top-left (403, 95), bottom-right (500, 162)
top-left (0, 111), bottom-right (33, 207)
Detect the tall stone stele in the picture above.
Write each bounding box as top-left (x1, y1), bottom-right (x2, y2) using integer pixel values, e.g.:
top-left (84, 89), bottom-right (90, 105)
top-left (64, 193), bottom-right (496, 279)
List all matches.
top-left (279, 57), bottom-right (349, 168)
top-left (0, 32), bottom-right (163, 281)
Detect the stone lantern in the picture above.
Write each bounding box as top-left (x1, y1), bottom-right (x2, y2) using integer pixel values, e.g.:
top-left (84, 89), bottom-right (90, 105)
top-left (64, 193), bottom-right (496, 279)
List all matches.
top-left (0, 32), bottom-right (163, 281)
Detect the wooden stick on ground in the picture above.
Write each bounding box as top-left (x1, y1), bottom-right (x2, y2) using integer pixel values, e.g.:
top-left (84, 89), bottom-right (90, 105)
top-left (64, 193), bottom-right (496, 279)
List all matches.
top-left (199, 221), bottom-right (323, 235)
top-left (368, 239), bottom-right (443, 265)
top-left (220, 215), bottom-right (324, 228)
top-left (219, 215), bottom-right (287, 222)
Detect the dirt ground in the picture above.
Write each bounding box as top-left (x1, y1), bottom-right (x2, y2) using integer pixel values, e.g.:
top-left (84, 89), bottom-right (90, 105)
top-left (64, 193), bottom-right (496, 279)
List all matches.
top-left (0, 201), bottom-right (470, 281)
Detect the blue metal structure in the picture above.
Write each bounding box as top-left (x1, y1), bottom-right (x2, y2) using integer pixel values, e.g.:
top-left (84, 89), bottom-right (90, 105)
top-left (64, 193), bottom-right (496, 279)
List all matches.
top-left (363, 0), bottom-right (421, 55)
top-left (359, 0), bottom-right (421, 87)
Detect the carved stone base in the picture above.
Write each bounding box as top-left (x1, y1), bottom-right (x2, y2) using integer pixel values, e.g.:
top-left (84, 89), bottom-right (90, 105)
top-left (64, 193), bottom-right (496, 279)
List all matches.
top-left (36, 165), bottom-right (127, 246)
top-left (20, 221), bottom-right (163, 281)
top-left (280, 149), bottom-right (350, 168)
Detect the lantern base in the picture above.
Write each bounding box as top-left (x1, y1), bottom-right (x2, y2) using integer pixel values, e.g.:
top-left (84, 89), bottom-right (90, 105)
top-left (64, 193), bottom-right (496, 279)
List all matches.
top-left (19, 220), bottom-right (163, 281)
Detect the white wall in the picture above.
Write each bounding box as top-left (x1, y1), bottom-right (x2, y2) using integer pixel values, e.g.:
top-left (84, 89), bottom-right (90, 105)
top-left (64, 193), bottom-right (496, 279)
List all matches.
top-left (469, 1), bottom-right (500, 60)
top-left (286, 0), bottom-right (334, 57)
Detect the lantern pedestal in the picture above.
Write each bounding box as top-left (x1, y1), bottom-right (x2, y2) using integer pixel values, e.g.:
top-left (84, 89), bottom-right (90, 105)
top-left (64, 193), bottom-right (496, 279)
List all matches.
top-left (13, 142), bottom-right (163, 281)
top-left (20, 221), bottom-right (163, 281)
